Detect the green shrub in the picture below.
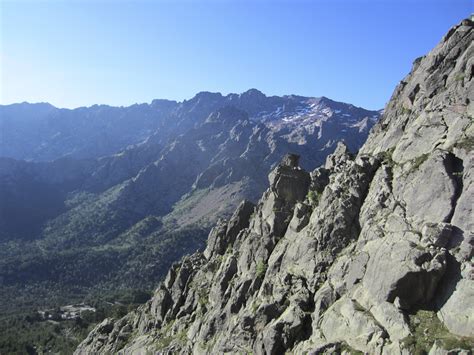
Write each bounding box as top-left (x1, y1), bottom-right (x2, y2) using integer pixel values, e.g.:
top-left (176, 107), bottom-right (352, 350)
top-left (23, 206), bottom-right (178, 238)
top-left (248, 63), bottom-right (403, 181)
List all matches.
top-left (255, 260), bottom-right (267, 278)
top-left (455, 136), bottom-right (474, 151)
top-left (340, 342), bottom-right (364, 355)
top-left (454, 72), bottom-right (465, 81)
top-left (409, 153), bottom-right (429, 172)
top-left (306, 190), bottom-right (321, 207)
top-left (378, 147), bottom-right (396, 166)
top-left (401, 309), bottom-right (474, 353)
top-left (401, 106), bottom-right (413, 115)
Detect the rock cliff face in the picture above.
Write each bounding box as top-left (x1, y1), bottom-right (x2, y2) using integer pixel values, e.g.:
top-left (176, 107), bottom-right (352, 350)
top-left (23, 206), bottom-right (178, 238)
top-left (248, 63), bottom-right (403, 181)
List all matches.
top-left (76, 19), bottom-right (474, 354)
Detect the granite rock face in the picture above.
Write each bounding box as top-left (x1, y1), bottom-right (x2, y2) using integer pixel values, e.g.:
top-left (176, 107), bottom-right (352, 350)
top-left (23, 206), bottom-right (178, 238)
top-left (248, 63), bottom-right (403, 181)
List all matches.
top-left (76, 19), bottom-right (474, 354)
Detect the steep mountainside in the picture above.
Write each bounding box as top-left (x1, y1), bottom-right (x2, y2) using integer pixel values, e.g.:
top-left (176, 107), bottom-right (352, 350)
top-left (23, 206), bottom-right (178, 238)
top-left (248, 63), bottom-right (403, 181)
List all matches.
top-left (76, 19), bottom-right (473, 354)
top-left (0, 90), bottom-right (379, 353)
top-left (0, 97), bottom-right (378, 285)
top-left (1, 91), bottom-right (378, 247)
top-left (0, 92), bottom-right (377, 258)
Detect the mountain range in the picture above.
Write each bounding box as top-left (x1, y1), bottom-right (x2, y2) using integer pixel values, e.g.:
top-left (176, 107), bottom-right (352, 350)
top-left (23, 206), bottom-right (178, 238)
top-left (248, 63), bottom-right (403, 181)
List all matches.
top-left (0, 89), bottom-right (380, 352)
top-left (75, 18), bottom-right (474, 355)
top-left (0, 91), bottom-right (378, 162)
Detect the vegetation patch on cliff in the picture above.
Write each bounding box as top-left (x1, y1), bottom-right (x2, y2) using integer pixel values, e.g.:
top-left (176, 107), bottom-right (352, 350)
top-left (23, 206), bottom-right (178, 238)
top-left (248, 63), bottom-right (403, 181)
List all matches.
top-left (401, 310), bottom-right (474, 353)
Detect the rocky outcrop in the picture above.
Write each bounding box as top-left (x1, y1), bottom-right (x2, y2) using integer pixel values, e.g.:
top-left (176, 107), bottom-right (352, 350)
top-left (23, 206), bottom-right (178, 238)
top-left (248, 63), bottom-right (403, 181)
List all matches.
top-left (76, 19), bottom-right (474, 354)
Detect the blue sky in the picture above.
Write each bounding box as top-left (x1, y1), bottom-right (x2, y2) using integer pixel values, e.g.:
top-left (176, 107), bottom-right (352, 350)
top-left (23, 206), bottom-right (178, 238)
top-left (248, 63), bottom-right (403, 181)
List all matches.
top-left (0, 0), bottom-right (471, 110)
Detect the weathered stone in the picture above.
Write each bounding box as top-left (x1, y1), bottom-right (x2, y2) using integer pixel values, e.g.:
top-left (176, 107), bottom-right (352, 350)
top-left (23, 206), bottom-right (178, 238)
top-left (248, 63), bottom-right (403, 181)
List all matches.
top-left (421, 222), bottom-right (453, 248)
top-left (313, 283), bottom-right (337, 322)
top-left (363, 238), bottom-right (446, 308)
top-left (399, 152), bottom-right (458, 228)
top-left (281, 153), bottom-right (300, 168)
top-left (324, 141), bottom-right (352, 170)
top-left (203, 199), bottom-right (255, 259)
top-left (438, 278), bottom-right (474, 337)
top-left (226, 200), bottom-right (255, 242)
top-left (203, 220), bottom-right (229, 259)
top-left (319, 296), bottom-right (386, 353)
top-left (310, 166), bottom-right (330, 193)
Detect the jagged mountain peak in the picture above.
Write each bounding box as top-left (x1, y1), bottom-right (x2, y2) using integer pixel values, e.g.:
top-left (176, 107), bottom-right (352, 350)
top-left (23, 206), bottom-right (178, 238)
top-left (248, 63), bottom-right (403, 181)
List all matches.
top-left (188, 91), bottom-right (224, 102)
top-left (150, 98), bottom-right (179, 109)
top-left (0, 88), bottom-right (379, 163)
top-left (239, 88), bottom-right (267, 98)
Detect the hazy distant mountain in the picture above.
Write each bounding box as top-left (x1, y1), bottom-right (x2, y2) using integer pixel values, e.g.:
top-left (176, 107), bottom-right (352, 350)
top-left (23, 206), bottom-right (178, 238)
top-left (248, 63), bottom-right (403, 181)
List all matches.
top-left (0, 91), bottom-right (379, 248)
top-left (0, 90), bottom-right (379, 162)
top-left (0, 90), bottom-right (379, 352)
